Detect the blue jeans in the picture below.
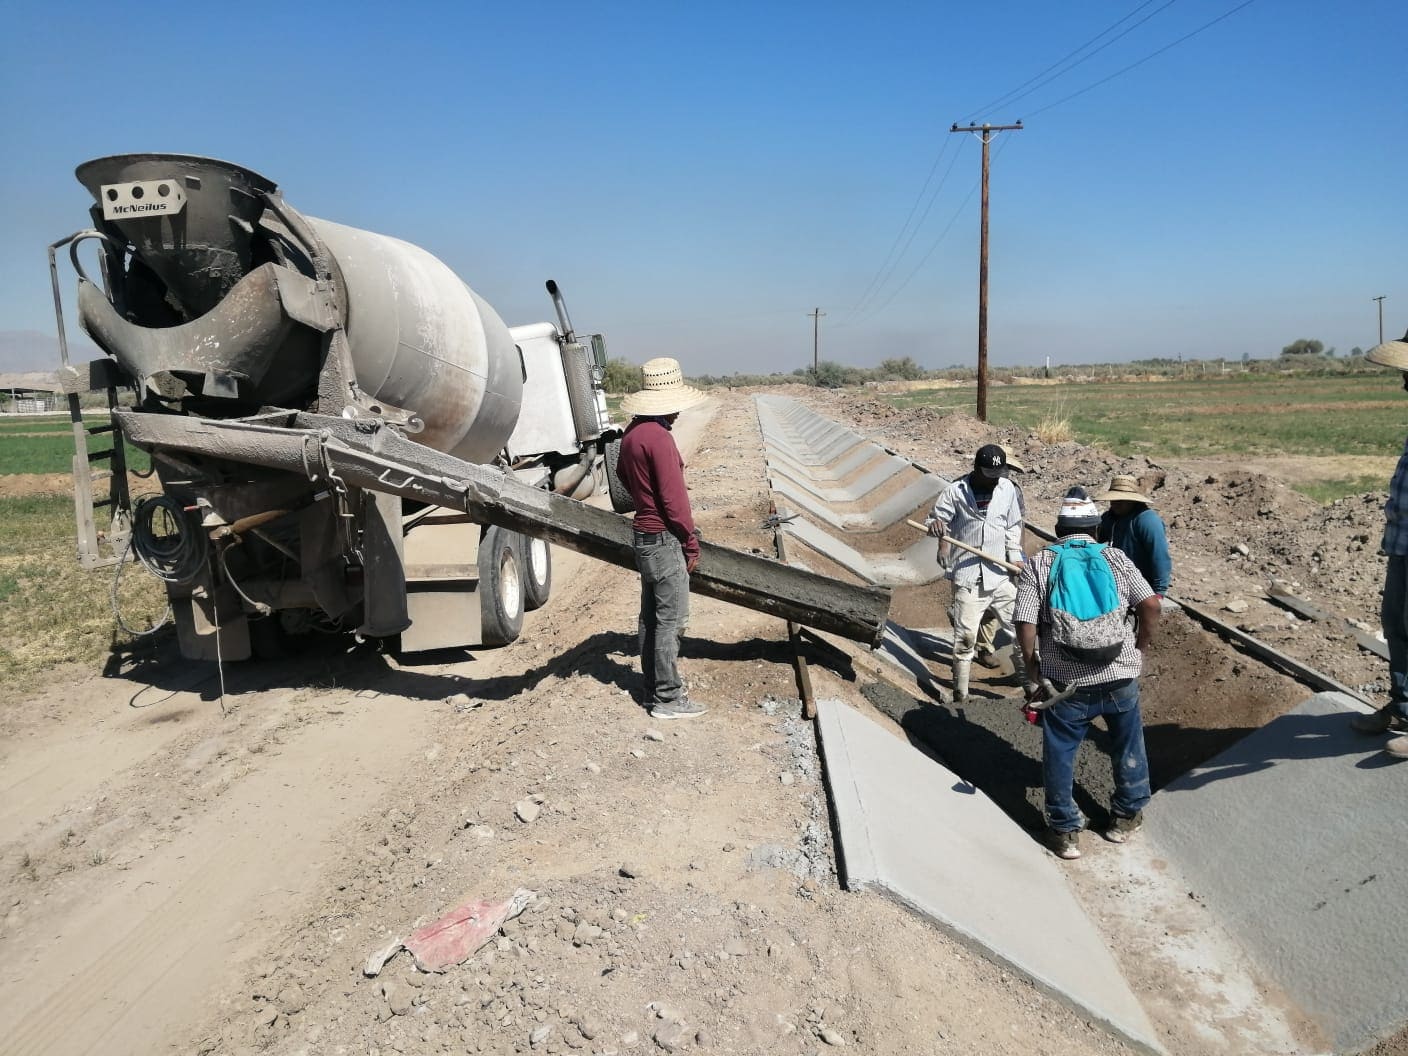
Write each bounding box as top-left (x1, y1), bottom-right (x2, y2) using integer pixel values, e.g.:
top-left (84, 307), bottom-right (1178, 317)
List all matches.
top-left (1382, 554), bottom-right (1408, 714)
top-left (1042, 678), bottom-right (1151, 833)
top-left (634, 533), bottom-right (689, 706)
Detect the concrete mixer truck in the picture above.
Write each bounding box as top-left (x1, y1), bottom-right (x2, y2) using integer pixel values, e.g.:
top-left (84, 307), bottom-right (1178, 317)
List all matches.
top-left (48, 154), bottom-right (889, 663)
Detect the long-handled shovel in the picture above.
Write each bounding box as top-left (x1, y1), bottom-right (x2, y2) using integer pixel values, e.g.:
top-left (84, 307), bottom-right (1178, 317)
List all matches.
top-left (905, 518), bottom-right (1023, 575)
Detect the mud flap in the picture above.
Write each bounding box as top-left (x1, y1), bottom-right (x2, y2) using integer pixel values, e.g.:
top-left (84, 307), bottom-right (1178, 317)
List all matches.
top-left (173, 584), bottom-right (251, 661)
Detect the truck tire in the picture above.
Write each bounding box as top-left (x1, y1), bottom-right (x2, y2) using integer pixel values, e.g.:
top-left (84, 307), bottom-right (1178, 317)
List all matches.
top-left (479, 525), bottom-right (526, 646)
top-left (604, 439), bottom-right (636, 514)
top-left (522, 533), bottom-right (552, 610)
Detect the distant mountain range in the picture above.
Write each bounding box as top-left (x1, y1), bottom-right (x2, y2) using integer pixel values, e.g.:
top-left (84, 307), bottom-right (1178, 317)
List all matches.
top-left (0, 330), bottom-right (100, 373)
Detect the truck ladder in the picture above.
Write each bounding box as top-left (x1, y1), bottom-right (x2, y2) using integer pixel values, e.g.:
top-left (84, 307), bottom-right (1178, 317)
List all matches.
top-left (49, 229), bottom-right (134, 569)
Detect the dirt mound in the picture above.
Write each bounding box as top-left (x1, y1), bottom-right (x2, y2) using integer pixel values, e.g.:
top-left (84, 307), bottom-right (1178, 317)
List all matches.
top-left (792, 387), bottom-right (1392, 706)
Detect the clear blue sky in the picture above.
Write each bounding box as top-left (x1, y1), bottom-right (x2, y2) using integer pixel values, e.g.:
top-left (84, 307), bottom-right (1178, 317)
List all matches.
top-left (2, 0), bottom-right (1404, 375)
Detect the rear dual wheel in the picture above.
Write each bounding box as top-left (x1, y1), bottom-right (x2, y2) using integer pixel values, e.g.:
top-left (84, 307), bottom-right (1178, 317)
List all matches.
top-left (479, 526), bottom-right (525, 646)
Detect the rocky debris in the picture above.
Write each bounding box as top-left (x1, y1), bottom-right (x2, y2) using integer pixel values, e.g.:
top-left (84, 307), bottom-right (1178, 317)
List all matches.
top-left (515, 800), bottom-right (542, 824)
top-left (653, 1021), bottom-right (688, 1050)
top-left (644, 729), bottom-right (665, 742)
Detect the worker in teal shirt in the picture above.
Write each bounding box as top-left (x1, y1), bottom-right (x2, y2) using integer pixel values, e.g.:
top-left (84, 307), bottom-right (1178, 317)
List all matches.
top-left (1095, 475), bottom-right (1171, 597)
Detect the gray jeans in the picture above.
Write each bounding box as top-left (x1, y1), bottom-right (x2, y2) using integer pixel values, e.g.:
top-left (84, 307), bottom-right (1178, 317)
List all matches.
top-left (634, 532), bottom-right (690, 706)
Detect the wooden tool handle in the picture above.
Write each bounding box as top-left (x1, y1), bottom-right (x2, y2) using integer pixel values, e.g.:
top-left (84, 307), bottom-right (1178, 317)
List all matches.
top-left (906, 519), bottom-right (1023, 574)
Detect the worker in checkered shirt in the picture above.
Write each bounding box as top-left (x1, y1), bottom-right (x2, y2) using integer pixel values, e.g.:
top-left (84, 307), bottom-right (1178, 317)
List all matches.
top-left (1352, 330), bottom-right (1408, 759)
top-left (1014, 487), bottom-right (1161, 861)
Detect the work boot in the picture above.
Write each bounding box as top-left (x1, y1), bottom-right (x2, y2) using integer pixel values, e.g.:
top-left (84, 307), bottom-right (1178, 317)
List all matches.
top-left (1045, 828), bottom-right (1081, 860)
top-left (1103, 811), bottom-right (1144, 844)
top-left (1350, 706), bottom-right (1408, 735)
top-left (973, 649), bottom-right (1002, 670)
top-left (951, 659), bottom-right (971, 705)
top-left (1387, 736), bottom-right (1408, 760)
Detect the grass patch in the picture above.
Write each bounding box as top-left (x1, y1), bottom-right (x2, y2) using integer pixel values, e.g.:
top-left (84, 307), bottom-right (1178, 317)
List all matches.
top-left (0, 417), bottom-right (70, 434)
top-left (0, 432), bottom-right (151, 476)
top-left (0, 493), bottom-right (166, 681)
top-left (1292, 475), bottom-right (1388, 505)
top-left (881, 374), bottom-right (1407, 460)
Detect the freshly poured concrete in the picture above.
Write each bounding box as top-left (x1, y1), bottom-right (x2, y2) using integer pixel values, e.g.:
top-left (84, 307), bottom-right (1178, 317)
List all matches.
top-left (758, 397), bottom-right (948, 585)
top-left (816, 698), bottom-right (1165, 1055)
top-left (783, 515), bottom-right (943, 586)
top-left (1147, 692), bottom-right (1408, 1053)
top-left (770, 474), bottom-right (943, 533)
top-left (766, 451), bottom-right (912, 502)
top-left (767, 442), bottom-right (893, 482)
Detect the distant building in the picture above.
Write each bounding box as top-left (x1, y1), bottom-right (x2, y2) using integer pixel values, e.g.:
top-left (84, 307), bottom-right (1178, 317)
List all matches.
top-left (0, 372), bottom-right (62, 414)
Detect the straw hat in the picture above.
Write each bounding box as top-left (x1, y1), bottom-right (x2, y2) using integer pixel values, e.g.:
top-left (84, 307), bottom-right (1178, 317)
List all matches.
top-left (620, 357), bottom-right (707, 417)
top-left (1367, 329), bottom-right (1408, 371)
top-left (999, 445), bottom-right (1026, 473)
top-left (1095, 474), bottom-right (1153, 504)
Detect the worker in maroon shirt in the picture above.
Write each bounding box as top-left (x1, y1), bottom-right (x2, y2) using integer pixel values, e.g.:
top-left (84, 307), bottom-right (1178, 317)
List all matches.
top-left (617, 358), bottom-right (709, 720)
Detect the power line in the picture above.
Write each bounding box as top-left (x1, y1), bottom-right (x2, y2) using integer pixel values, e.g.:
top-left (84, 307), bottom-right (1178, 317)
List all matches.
top-left (966, 0), bottom-right (1179, 123)
top-left (849, 137), bottom-right (967, 318)
top-left (963, 0), bottom-right (1174, 123)
top-left (853, 135), bottom-right (1015, 326)
top-left (849, 136), bottom-right (956, 315)
top-left (1024, 0), bottom-right (1259, 119)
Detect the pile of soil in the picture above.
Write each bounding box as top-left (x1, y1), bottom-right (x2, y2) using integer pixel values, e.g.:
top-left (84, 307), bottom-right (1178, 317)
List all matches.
top-left (796, 386), bottom-right (1395, 707)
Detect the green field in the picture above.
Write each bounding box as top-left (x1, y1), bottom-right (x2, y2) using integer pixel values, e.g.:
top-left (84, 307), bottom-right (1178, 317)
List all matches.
top-left (0, 494), bottom-right (165, 680)
top-left (881, 374), bottom-right (1407, 460)
top-left (0, 421), bottom-right (151, 475)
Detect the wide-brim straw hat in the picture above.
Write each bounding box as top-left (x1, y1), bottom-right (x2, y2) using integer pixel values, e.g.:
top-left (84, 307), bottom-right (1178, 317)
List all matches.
top-left (1095, 474), bottom-right (1153, 504)
top-left (999, 445), bottom-right (1026, 472)
top-left (620, 357), bottom-right (708, 416)
top-left (1367, 330), bottom-right (1408, 371)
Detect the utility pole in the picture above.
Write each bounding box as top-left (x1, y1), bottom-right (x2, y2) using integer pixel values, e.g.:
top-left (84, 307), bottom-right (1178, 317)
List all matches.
top-left (1375, 295), bottom-right (1387, 346)
top-left (950, 121), bottom-right (1022, 422)
top-left (809, 307), bottom-right (825, 375)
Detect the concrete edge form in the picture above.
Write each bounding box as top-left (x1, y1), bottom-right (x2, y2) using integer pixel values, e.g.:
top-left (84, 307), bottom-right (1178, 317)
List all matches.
top-left (1146, 691), bottom-right (1408, 1053)
top-left (814, 698), bottom-right (1166, 1056)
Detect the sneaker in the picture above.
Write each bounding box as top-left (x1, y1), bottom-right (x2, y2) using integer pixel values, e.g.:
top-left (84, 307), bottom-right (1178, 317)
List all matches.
top-left (973, 650), bottom-right (1002, 670)
top-left (1045, 828), bottom-right (1082, 860)
top-left (1104, 812), bottom-right (1144, 844)
top-left (1387, 736), bottom-right (1408, 760)
top-left (650, 698), bottom-right (706, 721)
top-left (1350, 706), bottom-right (1408, 735)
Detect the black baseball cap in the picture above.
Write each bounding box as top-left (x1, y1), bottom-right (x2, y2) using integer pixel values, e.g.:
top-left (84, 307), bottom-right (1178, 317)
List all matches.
top-left (974, 444), bottom-right (1007, 479)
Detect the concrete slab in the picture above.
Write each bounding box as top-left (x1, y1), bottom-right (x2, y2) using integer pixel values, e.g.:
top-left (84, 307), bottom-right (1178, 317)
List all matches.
top-left (756, 403), bottom-right (867, 464)
top-left (816, 698), bottom-right (1164, 1055)
top-left (1147, 692), bottom-right (1408, 1053)
top-left (782, 515), bottom-right (942, 586)
top-left (770, 442), bottom-right (893, 483)
top-left (769, 474), bottom-right (943, 532)
top-left (766, 450), bottom-right (911, 500)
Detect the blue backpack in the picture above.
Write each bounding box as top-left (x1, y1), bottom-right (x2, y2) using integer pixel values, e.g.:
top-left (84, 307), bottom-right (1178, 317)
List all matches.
top-left (1044, 539), bottom-right (1125, 664)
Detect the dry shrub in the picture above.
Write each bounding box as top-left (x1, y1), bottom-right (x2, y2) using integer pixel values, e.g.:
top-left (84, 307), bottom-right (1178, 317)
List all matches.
top-left (1036, 410), bottom-right (1074, 444)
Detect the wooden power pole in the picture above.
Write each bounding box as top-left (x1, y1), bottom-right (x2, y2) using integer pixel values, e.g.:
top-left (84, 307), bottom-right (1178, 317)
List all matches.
top-left (1375, 295), bottom-right (1387, 346)
top-left (950, 120), bottom-right (1022, 422)
top-left (809, 307), bottom-right (825, 374)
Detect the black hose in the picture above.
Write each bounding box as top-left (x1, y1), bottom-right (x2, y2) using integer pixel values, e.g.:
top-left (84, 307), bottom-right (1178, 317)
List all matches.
top-left (131, 495), bottom-right (207, 584)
